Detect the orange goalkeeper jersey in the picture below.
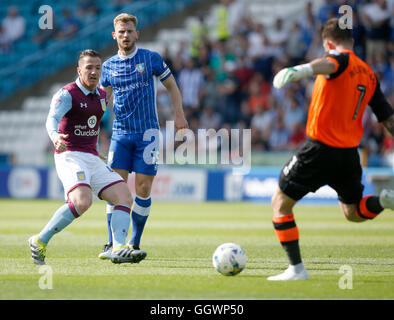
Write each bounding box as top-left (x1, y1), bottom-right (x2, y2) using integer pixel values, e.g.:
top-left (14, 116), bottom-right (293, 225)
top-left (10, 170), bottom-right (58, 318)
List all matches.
top-left (306, 49), bottom-right (393, 148)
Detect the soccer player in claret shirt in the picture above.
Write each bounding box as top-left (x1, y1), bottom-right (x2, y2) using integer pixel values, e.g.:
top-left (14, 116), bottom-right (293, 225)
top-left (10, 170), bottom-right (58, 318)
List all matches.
top-left (98, 14), bottom-right (188, 259)
top-left (268, 18), bottom-right (394, 280)
top-left (28, 49), bottom-right (146, 265)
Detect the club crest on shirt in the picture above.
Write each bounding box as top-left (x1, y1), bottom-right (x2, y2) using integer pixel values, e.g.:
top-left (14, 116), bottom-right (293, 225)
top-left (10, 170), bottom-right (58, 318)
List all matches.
top-left (76, 171), bottom-right (86, 181)
top-left (87, 115), bottom-right (97, 128)
top-left (135, 63), bottom-right (145, 74)
top-left (100, 98), bottom-right (106, 111)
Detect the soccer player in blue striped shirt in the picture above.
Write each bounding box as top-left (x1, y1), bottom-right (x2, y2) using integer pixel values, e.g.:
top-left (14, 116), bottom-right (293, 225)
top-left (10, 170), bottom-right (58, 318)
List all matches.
top-left (99, 13), bottom-right (188, 260)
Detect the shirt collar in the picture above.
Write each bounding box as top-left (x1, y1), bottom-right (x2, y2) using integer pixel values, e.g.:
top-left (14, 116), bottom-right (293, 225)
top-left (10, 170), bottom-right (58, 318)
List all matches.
top-left (118, 46), bottom-right (138, 60)
top-left (76, 77), bottom-right (99, 96)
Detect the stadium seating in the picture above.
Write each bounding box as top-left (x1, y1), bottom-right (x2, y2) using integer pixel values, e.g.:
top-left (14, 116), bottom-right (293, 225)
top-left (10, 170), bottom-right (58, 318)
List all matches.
top-left (0, 0), bottom-right (206, 165)
top-left (0, 0), bottom-right (204, 102)
top-left (0, 0), bottom-right (321, 166)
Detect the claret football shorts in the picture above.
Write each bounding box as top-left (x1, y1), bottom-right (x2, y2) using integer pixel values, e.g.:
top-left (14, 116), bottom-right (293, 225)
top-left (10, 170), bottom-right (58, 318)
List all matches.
top-left (54, 151), bottom-right (124, 200)
top-left (279, 138), bottom-right (364, 204)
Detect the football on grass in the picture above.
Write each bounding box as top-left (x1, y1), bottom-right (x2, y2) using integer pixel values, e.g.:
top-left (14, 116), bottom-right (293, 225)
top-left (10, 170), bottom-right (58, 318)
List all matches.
top-left (212, 243), bottom-right (247, 276)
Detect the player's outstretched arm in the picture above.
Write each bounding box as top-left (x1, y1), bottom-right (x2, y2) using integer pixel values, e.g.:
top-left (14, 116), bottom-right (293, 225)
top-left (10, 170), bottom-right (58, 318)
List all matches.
top-left (273, 58), bottom-right (336, 89)
top-left (162, 75), bottom-right (188, 131)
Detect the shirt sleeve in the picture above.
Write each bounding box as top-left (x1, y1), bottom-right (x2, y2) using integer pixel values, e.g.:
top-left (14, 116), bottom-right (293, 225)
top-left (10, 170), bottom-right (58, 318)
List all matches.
top-left (46, 88), bottom-right (72, 142)
top-left (151, 51), bottom-right (172, 81)
top-left (368, 78), bottom-right (393, 122)
top-left (100, 62), bottom-right (111, 88)
top-left (324, 50), bottom-right (349, 80)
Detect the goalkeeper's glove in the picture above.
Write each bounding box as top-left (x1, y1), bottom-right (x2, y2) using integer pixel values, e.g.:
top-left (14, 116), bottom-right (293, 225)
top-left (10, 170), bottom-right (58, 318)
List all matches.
top-left (273, 63), bottom-right (314, 89)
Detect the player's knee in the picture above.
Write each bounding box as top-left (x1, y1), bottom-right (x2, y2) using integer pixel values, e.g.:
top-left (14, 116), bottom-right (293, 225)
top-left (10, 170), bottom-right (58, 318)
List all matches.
top-left (73, 196), bottom-right (92, 214)
top-left (112, 184), bottom-right (133, 208)
top-left (68, 187), bottom-right (92, 215)
top-left (118, 190), bottom-right (132, 208)
top-left (136, 181), bottom-right (152, 198)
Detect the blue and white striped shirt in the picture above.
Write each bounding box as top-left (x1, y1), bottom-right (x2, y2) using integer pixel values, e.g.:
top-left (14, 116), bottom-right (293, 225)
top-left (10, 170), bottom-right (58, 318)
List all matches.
top-left (100, 46), bottom-right (171, 134)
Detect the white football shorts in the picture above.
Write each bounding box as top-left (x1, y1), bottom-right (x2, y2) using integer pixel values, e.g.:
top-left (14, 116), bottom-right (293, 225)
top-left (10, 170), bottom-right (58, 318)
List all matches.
top-left (54, 151), bottom-right (124, 200)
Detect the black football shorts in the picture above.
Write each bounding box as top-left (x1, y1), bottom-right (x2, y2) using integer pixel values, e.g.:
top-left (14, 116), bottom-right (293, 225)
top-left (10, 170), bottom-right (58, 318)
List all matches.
top-left (279, 138), bottom-right (364, 204)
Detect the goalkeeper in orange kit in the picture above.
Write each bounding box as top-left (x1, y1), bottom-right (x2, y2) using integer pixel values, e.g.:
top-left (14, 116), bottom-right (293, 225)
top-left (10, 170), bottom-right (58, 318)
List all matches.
top-left (268, 18), bottom-right (394, 281)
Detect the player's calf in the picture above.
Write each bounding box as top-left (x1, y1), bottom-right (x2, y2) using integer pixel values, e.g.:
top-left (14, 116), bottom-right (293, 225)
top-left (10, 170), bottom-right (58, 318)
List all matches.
top-left (342, 192), bottom-right (389, 222)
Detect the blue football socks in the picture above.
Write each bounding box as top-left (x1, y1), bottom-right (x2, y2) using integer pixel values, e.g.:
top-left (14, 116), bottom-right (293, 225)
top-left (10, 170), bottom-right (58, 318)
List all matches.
top-left (106, 203), bottom-right (114, 244)
top-left (129, 196), bottom-right (151, 248)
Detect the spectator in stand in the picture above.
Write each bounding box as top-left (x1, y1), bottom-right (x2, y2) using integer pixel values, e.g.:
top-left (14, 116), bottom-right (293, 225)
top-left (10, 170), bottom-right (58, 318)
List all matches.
top-left (317, 0), bottom-right (338, 25)
top-left (195, 44), bottom-right (211, 70)
top-left (239, 99), bottom-right (252, 128)
top-left (188, 14), bottom-right (209, 59)
top-left (212, 0), bottom-right (231, 41)
top-left (268, 115), bottom-right (290, 151)
top-left (351, 10), bottom-right (367, 61)
top-left (32, 17), bottom-right (58, 49)
top-left (177, 57), bottom-right (205, 118)
top-left (200, 68), bottom-right (220, 112)
top-left (174, 40), bottom-right (190, 66)
top-left (216, 60), bottom-right (242, 124)
top-left (361, 0), bottom-right (392, 63)
top-left (54, 9), bottom-right (80, 40)
top-left (251, 105), bottom-right (268, 134)
top-left (299, 1), bottom-right (317, 49)
top-left (366, 121), bottom-right (386, 166)
top-left (226, 0), bottom-right (251, 36)
top-left (251, 96), bottom-right (277, 149)
top-left (200, 105), bottom-right (223, 130)
top-left (161, 45), bottom-right (175, 77)
top-left (209, 39), bottom-right (236, 82)
top-left (112, 0), bottom-right (131, 11)
top-left (76, 0), bottom-right (100, 25)
top-left (283, 97), bottom-right (305, 134)
top-left (381, 55), bottom-right (394, 94)
top-left (382, 127), bottom-right (394, 166)
top-left (266, 18), bottom-right (289, 59)
top-left (288, 122), bottom-right (306, 150)
top-left (247, 75), bottom-right (268, 114)
top-left (2, 6), bottom-right (26, 44)
top-left (234, 56), bottom-right (255, 94)
top-left (305, 30), bottom-right (324, 60)
top-left (247, 22), bottom-right (267, 62)
top-left (286, 22), bottom-right (307, 65)
top-left (0, 25), bottom-right (11, 53)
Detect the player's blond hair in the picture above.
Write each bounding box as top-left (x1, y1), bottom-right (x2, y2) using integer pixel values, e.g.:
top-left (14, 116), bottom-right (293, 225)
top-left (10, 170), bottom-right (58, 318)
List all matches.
top-left (113, 13), bottom-right (138, 29)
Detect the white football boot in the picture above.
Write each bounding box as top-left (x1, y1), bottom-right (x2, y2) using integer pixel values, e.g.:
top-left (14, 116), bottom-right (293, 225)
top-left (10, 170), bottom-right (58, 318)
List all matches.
top-left (98, 242), bottom-right (113, 260)
top-left (110, 245), bottom-right (147, 264)
top-left (267, 263), bottom-right (309, 281)
top-left (379, 189), bottom-right (394, 210)
top-left (28, 235), bottom-right (47, 265)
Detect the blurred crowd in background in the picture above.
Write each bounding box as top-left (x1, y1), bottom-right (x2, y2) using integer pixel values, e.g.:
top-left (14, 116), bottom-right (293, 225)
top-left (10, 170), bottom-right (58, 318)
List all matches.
top-left (1, 0), bottom-right (393, 166)
top-left (156, 0), bottom-right (394, 166)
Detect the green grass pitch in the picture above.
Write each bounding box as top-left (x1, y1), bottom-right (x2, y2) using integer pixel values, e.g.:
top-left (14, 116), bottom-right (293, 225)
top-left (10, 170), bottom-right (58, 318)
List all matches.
top-left (0, 199), bottom-right (393, 300)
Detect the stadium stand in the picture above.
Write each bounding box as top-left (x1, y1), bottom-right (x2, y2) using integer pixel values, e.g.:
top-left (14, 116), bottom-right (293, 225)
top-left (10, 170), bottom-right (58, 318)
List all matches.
top-left (0, 0), bottom-right (209, 166)
top-left (0, 0), bottom-right (393, 169)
